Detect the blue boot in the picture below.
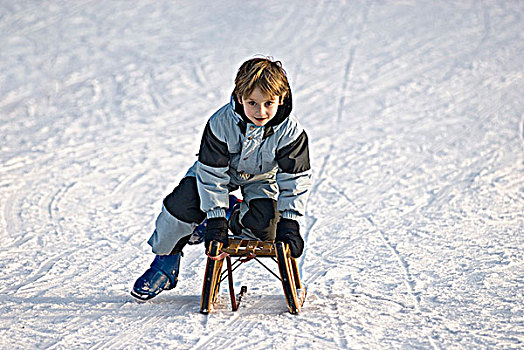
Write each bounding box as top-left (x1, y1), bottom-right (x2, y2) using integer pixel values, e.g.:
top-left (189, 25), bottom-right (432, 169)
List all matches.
top-left (131, 253), bottom-right (181, 301)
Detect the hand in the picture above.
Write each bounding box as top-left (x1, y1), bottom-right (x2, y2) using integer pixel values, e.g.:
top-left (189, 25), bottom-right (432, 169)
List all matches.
top-left (275, 218), bottom-right (304, 258)
top-left (204, 217), bottom-right (229, 250)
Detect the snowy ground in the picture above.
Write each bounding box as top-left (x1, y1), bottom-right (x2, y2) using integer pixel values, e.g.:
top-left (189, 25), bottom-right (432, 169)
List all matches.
top-left (1, 1), bottom-right (523, 349)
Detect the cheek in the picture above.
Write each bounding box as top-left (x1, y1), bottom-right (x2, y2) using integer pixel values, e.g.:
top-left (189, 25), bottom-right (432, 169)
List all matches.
top-left (269, 105), bottom-right (279, 117)
top-left (243, 104), bottom-right (253, 117)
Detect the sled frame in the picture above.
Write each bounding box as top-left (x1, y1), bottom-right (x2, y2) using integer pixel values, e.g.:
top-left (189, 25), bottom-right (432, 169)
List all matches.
top-left (200, 239), bottom-right (306, 314)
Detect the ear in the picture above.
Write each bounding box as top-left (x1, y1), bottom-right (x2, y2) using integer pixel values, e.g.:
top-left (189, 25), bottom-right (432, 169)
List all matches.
top-left (236, 93), bottom-right (243, 104)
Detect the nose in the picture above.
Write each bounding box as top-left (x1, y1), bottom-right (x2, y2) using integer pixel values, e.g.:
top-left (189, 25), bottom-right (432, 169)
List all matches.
top-left (256, 105), bottom-right (266, 116)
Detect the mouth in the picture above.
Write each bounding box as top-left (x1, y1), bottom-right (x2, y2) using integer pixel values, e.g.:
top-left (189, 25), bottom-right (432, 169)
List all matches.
top-left (251, 115), bottom-right (269, 125)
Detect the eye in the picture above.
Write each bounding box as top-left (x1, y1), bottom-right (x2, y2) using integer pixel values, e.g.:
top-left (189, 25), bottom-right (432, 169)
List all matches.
top-left (265, 101), bottom-right (275, 107)
top-left (248, 101), bottom-right (257, 106)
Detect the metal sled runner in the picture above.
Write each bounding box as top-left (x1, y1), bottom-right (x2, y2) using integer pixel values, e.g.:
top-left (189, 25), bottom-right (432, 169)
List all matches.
top-left (200, 239), bottom-right (306, 314)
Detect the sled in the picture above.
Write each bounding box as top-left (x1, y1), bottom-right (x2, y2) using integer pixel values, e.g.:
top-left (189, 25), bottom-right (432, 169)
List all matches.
top-left (200, 239), bottom-right (306, 314)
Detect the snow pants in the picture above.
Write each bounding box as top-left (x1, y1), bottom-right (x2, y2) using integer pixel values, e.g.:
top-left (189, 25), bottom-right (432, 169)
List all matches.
top-left (147, 169), bottom-right (280, 255)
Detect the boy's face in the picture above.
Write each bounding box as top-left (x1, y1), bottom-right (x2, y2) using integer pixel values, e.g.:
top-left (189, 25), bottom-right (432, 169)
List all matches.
top-left (239, 87), bottom-right (280, 127)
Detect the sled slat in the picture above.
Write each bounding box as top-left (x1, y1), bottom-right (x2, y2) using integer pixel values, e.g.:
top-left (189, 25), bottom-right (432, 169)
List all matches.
top-left (222, 239), bottom-right (276, 257)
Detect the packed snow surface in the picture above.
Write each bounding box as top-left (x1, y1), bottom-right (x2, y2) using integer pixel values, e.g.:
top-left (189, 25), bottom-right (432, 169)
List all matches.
top-left (1, 1), bottom-right (523, 349)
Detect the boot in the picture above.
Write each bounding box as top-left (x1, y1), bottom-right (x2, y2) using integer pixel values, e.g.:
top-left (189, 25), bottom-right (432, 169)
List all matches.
top-left (228, 207), bottom-right (243, 236)
top-left (131, 253), bottom-right (181, 301)
top-left (227, 195), bottom-right (242, 235)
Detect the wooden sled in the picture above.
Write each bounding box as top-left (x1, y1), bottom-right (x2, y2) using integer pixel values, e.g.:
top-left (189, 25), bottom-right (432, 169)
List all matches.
top-left (200, 239), bottom-right (306, 314)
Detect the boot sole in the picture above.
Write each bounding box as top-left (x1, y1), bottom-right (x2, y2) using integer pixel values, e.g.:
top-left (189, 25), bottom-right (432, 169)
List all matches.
top-left (130, 289), bottom-right (157, 301)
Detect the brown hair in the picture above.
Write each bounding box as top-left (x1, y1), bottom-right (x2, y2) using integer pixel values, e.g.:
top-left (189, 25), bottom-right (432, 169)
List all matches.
top-left (234, 57), bottom-right (290, 102)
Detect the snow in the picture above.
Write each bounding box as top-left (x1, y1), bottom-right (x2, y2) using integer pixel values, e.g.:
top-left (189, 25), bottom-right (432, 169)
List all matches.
top-left (1, 0), bottom-right (523, 349)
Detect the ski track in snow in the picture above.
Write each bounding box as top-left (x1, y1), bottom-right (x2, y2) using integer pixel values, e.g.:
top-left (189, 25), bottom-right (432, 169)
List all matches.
top-left (1, 1), bottom-right (523, 349)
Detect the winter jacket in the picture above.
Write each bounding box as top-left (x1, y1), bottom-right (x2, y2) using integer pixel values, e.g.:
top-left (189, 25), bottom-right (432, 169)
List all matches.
top-left (190, 92), bottom-right (312, 219)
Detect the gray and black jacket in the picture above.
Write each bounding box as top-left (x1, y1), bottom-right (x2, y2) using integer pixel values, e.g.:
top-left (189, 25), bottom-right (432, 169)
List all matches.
top-left (187, 92), bottom-right (312, 220)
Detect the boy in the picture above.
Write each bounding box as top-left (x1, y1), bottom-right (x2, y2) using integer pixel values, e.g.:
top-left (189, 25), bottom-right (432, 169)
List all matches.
top-left (131, 57), bottom-right (312, 301)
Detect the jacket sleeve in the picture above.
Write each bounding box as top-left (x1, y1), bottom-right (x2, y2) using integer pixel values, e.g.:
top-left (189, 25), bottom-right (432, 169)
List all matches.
top-left (276, 129), bottom-right (312, 217)
top-left (196, 117), bottom-right (231, 217)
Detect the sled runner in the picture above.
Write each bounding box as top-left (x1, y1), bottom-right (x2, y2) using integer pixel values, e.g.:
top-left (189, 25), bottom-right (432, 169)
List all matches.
top-left (200, 238), bottom-right (306, 314)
